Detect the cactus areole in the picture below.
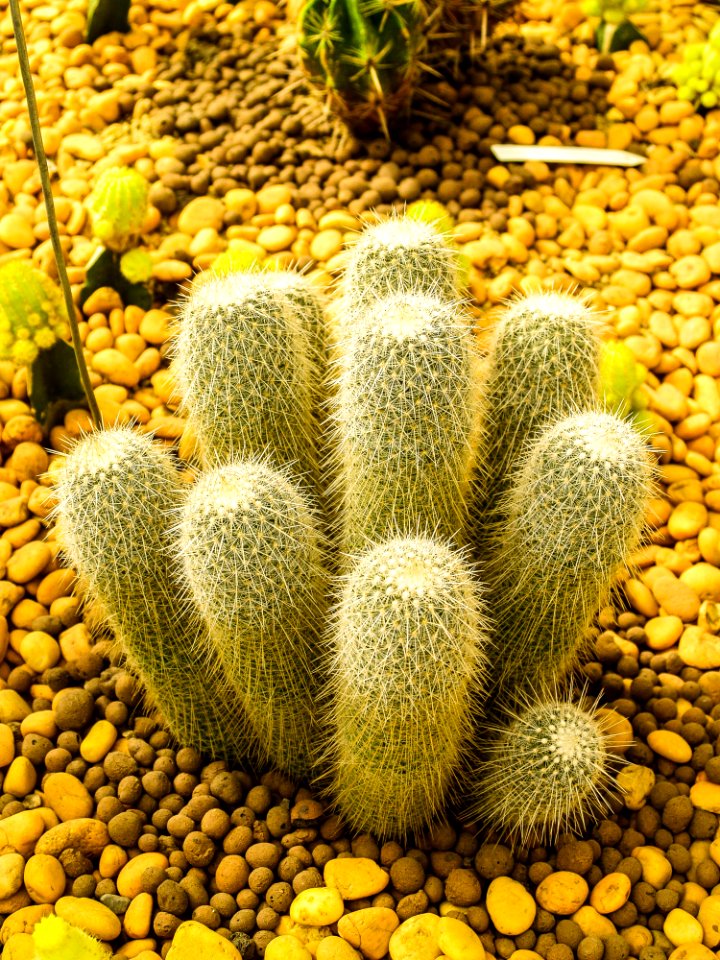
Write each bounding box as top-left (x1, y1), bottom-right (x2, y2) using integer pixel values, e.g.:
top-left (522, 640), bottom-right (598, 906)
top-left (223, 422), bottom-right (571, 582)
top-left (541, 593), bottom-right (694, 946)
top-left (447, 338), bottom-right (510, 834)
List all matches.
top-left (297, 0), bottom-right (426, 136)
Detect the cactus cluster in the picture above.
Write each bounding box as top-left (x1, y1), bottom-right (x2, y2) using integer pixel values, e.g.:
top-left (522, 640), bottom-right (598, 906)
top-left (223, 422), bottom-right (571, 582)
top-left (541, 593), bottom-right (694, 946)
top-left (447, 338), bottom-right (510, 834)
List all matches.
top-left (671, 22), bottom-right (720, 109)
top-left (55, 214), bottom-right (654, 843)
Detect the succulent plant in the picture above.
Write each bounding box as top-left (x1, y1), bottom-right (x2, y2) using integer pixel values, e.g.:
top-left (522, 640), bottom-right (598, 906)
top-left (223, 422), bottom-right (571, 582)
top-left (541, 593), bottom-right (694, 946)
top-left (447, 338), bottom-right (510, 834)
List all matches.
top-left (0, 260), bottom-right (69, 367)
top-left (327, 536), bottom-right (489, 838)
top-left (174, 271), bottom-right (319, 478)
top-left (297, 0), bottom-right (426, 137)
top-left (671, 22), bottom-right (720, 109)
top-left (32, 914), bottom-right (107, 960)
top-left (329, 289), bottom-right (482, 555)
top-left (599, 339), bottom-right (653, 434)
top-left (485, 410), bottom-right (653, 699)
top-left (86, 166), bottom-right (149, 252)
top-left (466, 695), bottom-right (614, 844)
top-left (179, 460), bottom-right (327, 776)
top-left (53, 427), bottom-right (248, 762)
top-left (583, 0), bottom-right (646, 52)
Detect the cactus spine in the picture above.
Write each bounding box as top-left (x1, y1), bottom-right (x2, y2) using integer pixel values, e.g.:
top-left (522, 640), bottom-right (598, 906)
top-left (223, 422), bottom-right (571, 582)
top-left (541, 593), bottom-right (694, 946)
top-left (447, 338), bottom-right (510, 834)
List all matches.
top-left (179, 460), bottom-right (327, 776)
top-left (486, 410), bottom-right (653, 697)
top-left (53, 427), bottom-right (247, 761)
top-left (466, 696), bottom-right (613, 844)
top-left (340, 216), bottom-right (464, 309)
top-left (328, 536), bottom-right (489, 838)
top-left (474, 292), bottom-right (601, 520)
top-left (330, 290), bottom-right (482, 554)
top-left (174, 272), bottom-right (318, 478)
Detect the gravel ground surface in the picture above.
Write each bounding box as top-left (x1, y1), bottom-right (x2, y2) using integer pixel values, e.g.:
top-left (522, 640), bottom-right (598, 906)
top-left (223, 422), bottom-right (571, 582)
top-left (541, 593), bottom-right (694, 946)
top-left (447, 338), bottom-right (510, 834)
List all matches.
top-left (0, 0), bottom-right (719, 958)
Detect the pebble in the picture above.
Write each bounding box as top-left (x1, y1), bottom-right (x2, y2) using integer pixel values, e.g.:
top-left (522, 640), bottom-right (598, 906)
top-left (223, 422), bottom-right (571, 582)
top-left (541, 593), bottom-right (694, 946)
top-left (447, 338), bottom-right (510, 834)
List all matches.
top-left (324, 857), bottom-right (389, 898)
top-left (647, 729), bottom-right (693, 763)
top-left (689, 782), bottom-right (720, 814)
top-left (678, 626), bottom-right (720, 669)
top-left (91, 349), bottom-right (140, 389)
top-left (117, 853), bottom-right (169, 898)
top-left (388, 913), bottom-right (441, 960)
top-left (616, 764), bottom-right (655, 810)
top-left (79, 719), bottom-right (118, 762)
top-left (265, 936), bottom-right (313, 960)
top-left (35, 818), bottom-right (108, 858)
top-left (437, 917), bottom-right (485, 960)
top-left (486, 876), bottom-right (536, 934)
top-left (535, 871), bottom-right (589, 915)
top-left (588, 873), bottom-right (631, 915)
top-left (0, 853), bottom-right (25, 899)
top-left (177, 197), bottom-right (226, 235)
top-left (290, 887), bottom-right (344, 926)
top-left (316, 937), bottom-right (362, 960)
top-left (338, 907), bottom-right (399, 960)
top-left (42, 772), bottom-right (94, 821)
top-left (664, 908), bottom-right (704, 947)
top-left (23, 854), bottom-right (65, 905)
top-left (165, 920), bottom-right (241, 960)
top-left (632, 846), bottom-right (673, 888)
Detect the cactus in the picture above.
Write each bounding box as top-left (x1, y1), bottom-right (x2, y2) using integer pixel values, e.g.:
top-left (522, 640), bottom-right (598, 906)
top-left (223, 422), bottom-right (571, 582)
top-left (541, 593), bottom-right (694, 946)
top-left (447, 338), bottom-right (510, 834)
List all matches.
top-left (174, 271), bottom-right (318, 477)
top-left (329, 290), bottom-right (482, 555)
top-left (327, 536), bottom-right (489, 838)
top-left (340, 215), bottom-right (464, 310)
top-left (473, 291), bottom-right (601, 523)
top-left (32, 915), bottom-right (107, 960)
top-left (466, 695), bottom-right (614, 844)
top-left (297, 0), bottom-right (426, 137)
top-left (179, 460), bottom-right (327, 776)
top-left (86, 166), bottom-right (149, 252)
top-left (0, 261), bottom-right (69, 367)
top-left (53, 427), bottom-right (248, 762)
top-left (485, 410), bottom-right (653, 698)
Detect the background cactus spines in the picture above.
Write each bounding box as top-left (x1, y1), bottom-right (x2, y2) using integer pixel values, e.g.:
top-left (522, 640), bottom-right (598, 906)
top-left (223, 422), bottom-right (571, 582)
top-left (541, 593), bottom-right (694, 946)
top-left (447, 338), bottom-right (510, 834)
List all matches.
top-left (174, 271), bottom-right (319, 478)
top-left (340, 215), bottom-right (464, 308)
top-left (86, 165), bottom-right (149, 251)
top-left (473, 290), bottom-right (602, 520)
top-left (486, 409), bottom-right (654, 696)
top-left (178, 459), bottom-right (327, 776)
top-left (53, 427), bottom-right (248, 762)
top-left (466, 695), bottom-right (614, 845)
top-left (329, 290), bottom-right (482, 555)
top-left (327, 536), bottom-right (489, 838)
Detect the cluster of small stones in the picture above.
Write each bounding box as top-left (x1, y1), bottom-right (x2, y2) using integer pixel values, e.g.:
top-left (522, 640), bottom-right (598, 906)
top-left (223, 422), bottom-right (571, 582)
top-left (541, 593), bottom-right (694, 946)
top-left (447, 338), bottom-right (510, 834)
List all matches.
top-left (1, 0), bottom-right (720, 958)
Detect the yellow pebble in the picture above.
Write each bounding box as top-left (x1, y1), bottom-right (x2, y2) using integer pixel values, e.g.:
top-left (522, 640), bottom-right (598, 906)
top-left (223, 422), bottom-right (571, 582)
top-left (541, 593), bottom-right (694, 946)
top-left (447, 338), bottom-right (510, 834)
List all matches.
top-left (42, 772), bottom-right (94, 822)
top-left (697, 894), bottom-right (720, 948)
top-left (6, 542), bottom-right (51, 585)
top-left (486, 877), bottom-right (536, 935)
top-left (122, 892), bottom-right (153, 939)
top-left (437, 917), bottom-right (485, 960)
top-left (117, 853), bottom-right (169, 898)
top-left (23, 854), bottom-right (65, 904)
top-left (324, 857), bottom-right (389, 899)
top-left (388, 913), bottom-right (441, 960)
top-left (316, 936), bottom-right (362, 960)
top-left (616, 764), bottom-right (655, 810)
top-left (0, 852), bottom-right (25, 899)
top-left (265, 935), bottom-right (312, 960)
top-left (80, 719), bottom-right (118, 763)
top-left (290, 887), bottom-right (344, 926)
top-left (690, 781), bottom-right (720, 814)
top-left (55, 895), bottom-right (122, 940)
top-left (0, 723), bottom-right (15, 766)
top-left (632, 846), bottom-right (672, 888)
top-left (645, 616), bottom-right (684, 651)
top-left (338, 907), bottom-right (399, 960)
top-left (3, 756), bottom-right (36, 797)
top-left (165, 920), bottom-right (241, 960)
top-left (668, 502), bottom-right (708, 540)
top-left (664, 908), bottom-right (704, 947)
top-left (535, 871), bottom-right (589, 915)
top-left (571, 905), bottom-right (617, 939)
top-left (668, 946), bottom-right (718, 960)
top-left (0, 904), bottom-right (53, 942)
top-left (589, 873), bottom-right (631, 915)
top-left (680, 564), bottom-right (720, 601)
top-left (2, 931), bottom-right (36, 960)
top-left (647, 730), bottom-right (692, 763)
top-left (19, 631), bottom-right (59, 673)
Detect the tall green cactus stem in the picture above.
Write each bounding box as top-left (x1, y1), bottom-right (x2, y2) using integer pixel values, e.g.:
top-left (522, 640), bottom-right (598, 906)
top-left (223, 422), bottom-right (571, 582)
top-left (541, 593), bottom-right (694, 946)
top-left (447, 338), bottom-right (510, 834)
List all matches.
top-left (53, 427), bottom-right (247, 762)
top-left (340, 215), bottom-right (463, 311)
top-left (466, 696), bottom-right (613, 844)
top-left (328, 536), bottom-right (489, 838)
top-left (179, 460), bottom-right (327, 777)
top-left (297, 0), bottom-right (425, 138)
top-left (486, 410), bottom-right (653, 698)
top-left (473, 292), bottom-right (601, 523)
top-left (174, 272), bottom-right (318, 478)
top-left (330, 291), bottom-right (482, 555)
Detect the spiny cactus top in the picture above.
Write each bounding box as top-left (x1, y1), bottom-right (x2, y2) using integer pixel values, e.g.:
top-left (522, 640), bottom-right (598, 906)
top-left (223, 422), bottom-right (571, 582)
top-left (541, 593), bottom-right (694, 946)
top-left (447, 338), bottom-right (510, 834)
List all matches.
top-left (340, 215), bottom-right (464, 309)
top-left (32, 914), bottom-right (107, 960)
top-left (0, 261), bottom-right (69, 366)
top-left (467, 696), bottom-right (613, 845)
top-left (86, 166), bottom-right (149, 251)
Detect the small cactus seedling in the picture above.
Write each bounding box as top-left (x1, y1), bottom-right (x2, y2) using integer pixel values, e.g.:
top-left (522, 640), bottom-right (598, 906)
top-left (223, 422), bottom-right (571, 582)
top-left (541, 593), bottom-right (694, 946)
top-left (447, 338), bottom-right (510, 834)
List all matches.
top-left (86, 166), bottom-right (149, 252)
top-left (329, 290), bottom-right (482, 554)
top-left (32, 914), bottom-right (107, 960)
top-left (466, 695), bottom-right (614, 844)
top-left (328, 536), bottom-right (489, 838)
top-left (485, 410), bottom-right (654, 697)
top-left (473, 291), bottom-right (601, 522)
top-left (340, 214), bottom-right (464, 310)
top-left (179, 459), bottom-right (327, 776)
top-left (174, 272), bottom-right (318, 478)
top-left (53, 427), bottom-right (248, 762)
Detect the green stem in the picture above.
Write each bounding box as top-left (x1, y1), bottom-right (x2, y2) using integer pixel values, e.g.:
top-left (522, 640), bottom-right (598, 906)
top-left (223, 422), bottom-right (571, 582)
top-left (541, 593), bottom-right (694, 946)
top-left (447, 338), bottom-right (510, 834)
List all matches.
top-left (8, 0), bottom-right (101, 429)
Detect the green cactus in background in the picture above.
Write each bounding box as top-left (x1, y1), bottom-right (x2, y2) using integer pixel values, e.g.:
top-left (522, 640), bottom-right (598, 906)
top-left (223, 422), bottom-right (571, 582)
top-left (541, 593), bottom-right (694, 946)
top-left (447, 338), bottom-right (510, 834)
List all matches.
top-left (53, 427), bottom-right (249, 762)
top-left (0, 260), bottom-right (69, 366)
top-left (86, 166), bottom-right (149, 252)
top-left (340, 215), bottom-right (464, 308)
top-left (32, 915), bottom-right (108, 960)
top-left (297, 0), bottom-right (426, 137)
top-left (485, 410), bottom-right (653, 699)
top-left (466, 696), bottom-right (614, 844)
top-left (671, 24), bottom-right (720, 109)
top-left (330, 290), bottom-right (481, 555)
top-left (174, 272), bottom-right (319, 478)
top-left (599, 339), bottom-right (654, 435)
top-left (179, 460), bottom-right (327, 776)
top-left (328, 536), bottom-right (489, 838)
top-left (473, 291), bottom-right (601, 524)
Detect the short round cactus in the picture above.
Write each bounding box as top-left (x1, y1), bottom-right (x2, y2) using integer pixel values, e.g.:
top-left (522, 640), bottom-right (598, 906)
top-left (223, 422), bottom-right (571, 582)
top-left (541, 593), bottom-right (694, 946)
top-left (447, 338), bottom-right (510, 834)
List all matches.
top-left (86, 166), bottom-right (149, 251)
top-left (0, 261), bottom-right (69, 366)
top-left (466, 696), bottom-right (614, 844)
top-left (328, 536), bottom-right (489, 838)
top-left (32, 914), bottom-right (107, 960)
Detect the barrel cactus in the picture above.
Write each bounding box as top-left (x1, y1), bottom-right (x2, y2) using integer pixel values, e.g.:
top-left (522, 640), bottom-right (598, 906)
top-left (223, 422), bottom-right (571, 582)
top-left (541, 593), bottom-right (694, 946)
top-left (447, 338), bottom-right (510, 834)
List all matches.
top-left (86, 166), bottom-right (149, 251)
top-left (0, 261), bottom-right (68, 366)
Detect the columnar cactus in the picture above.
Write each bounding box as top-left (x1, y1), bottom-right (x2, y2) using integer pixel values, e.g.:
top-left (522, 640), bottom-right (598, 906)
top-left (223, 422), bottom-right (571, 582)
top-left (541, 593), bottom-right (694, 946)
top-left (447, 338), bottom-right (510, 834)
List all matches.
top-left (174, 272), bottom-right (319, 479)
top-left (179, 460), bottom-right (327, 776)
top-left (340, 215), bottom-right (464, 309)
top-left (53, 427), bottom-right (247, 762)
top-left (474, 291), bottom-right (601, 521)
top-left (486, 410), bottom-right (653, 697)
top-left (328, 536), bottom-right (489, 837)
top-left (466, 696), bottom-right (614, 844)
top-left (329, 290), bottom-right (482, 555)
